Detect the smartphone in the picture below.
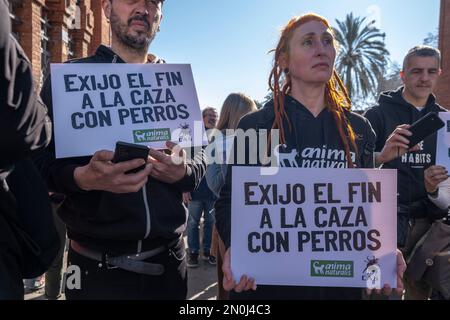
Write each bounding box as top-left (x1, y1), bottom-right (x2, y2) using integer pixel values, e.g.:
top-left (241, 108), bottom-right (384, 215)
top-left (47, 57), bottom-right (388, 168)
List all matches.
top-left (112, 141), bottom-right (149, 174)
top-left (408, 112), bottom-right (445, 147)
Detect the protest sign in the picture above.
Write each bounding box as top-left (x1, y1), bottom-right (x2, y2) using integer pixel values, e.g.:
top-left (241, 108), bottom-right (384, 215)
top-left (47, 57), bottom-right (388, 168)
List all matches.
top-left (231, 167), bottom-right (397, 288)
top-left (50, 63), bottom-right (206, 158)
top-left (436, 112), bottom-right (450, 170)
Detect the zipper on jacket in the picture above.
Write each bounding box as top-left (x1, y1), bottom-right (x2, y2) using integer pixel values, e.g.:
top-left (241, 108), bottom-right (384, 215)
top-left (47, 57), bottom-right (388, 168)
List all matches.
top-left (112, 52), bottom-right (151, 253)
top-left (112, 51), bottom-right (149, 252)
top-left (137, 184), bottom-right (151, 253)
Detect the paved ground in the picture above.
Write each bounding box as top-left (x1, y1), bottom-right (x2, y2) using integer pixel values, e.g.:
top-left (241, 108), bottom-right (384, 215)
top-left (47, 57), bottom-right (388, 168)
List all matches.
top-left (25, 236), bottom-right (218, 300)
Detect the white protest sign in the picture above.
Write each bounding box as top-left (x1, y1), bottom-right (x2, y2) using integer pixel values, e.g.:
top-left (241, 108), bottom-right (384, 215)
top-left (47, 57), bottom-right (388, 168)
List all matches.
top-left (436, 112), bottom-right (450, 170)
top-left (50, 63), bottom-right (207, 158)
top-left (231, 167), bottom-right (397, 289)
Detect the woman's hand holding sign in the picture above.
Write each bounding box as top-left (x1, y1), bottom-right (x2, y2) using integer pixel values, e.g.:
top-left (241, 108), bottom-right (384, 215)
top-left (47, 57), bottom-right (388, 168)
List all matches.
top-left (222, 248), bottom-right (257, 293)
top-left (74, 150), bottom-right (153, 193)
top-left (365, 249), bottom-right (406, 297)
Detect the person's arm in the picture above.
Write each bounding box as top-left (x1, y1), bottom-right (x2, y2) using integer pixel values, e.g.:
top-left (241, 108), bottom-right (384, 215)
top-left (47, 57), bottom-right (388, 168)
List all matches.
top-left (215, 113), bottom-right (258, 249)
top-left (359, 117), bottom-right (376, 169)
top-left (34, 76), bottom-right (153, 195)
top-left (171, 146), bottom-right (206, 192)
top-left (215, 162), bottom-right (233, 249)
top-left (363, 108), bottom-right (419, 167)
top-left (0, 1), bottom-right (51, 169)
top-left (364, 108), bottom-right (384, 167)
top-left (147, 142), bottom-right (206, 192)
top-left (215, 136), bottom-right (256, 293)
top-left (205, 163), bottom-right (224, 197)
top-left (374, 124), bottom-right (420, 167)
top-left (32, 76), bottom-right (88, 194)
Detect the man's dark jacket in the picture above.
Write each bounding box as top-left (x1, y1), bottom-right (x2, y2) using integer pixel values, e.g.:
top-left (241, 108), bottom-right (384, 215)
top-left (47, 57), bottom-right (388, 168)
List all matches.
top-left (37, 45), bottom-right (206, 255)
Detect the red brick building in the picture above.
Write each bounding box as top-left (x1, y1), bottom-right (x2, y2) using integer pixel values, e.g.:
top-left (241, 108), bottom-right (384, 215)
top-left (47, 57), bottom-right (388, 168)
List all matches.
top-left (436, 0), bottom-right (450, 108)
top-left (8, 0), bottom-right (110, 90)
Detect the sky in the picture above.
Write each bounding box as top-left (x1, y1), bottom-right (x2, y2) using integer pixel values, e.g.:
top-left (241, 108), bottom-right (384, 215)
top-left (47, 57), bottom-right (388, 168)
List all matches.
top-left (150, 0), bottom-right (440, 111)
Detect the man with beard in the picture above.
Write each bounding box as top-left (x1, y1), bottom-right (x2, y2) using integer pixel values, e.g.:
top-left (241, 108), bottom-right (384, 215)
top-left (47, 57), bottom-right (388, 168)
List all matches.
top-left (37, 0), bottom-right (206, 299)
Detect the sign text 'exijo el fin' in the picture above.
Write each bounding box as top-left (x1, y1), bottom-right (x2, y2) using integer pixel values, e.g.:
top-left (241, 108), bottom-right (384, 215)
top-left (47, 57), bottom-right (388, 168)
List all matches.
top-left (50, 63), bottom-right (206, 158)
top-left (231, 167), bottom-right (398, 289)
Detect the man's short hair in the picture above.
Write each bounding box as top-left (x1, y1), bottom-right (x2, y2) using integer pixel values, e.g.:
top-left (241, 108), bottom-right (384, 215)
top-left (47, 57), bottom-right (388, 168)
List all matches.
top-left (202, 107), bottom-right (217, 117)
top-left (402, 45), bottom-right (441, 71)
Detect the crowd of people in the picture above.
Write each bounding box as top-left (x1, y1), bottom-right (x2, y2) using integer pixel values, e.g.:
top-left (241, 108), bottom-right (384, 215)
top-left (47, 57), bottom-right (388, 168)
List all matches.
top-left (1, 0), bottom-right (449, 300)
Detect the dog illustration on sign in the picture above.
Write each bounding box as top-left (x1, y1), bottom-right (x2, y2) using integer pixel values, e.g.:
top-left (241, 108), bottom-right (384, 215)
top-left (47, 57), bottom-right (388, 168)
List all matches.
top-left (134, 131), bottom-right (147, 142)
top-left (362, 256), bottom-right (381, 289)
top-left (312, 261), bottom-right (325, 275)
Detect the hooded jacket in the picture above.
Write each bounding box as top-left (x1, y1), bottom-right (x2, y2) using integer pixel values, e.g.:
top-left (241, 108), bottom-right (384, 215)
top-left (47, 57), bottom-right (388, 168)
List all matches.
top-left (36, 45), bottom-right (206, 255)
top-left (216, 95), bottom-right (376, 249)
top-left (214, 96), bottom-right (376, 300)
top-left (364, 87), bottom-right (448, 219)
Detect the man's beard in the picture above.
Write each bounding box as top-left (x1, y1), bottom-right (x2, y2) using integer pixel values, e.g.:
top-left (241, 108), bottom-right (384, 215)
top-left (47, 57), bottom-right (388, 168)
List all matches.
top-left (110, 10), bottom-right (157, 54)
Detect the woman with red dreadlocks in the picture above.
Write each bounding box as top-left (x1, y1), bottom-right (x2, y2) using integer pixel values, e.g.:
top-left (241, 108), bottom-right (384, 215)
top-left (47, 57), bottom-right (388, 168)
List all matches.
top-left (214, 13), bottom-right (406, 299)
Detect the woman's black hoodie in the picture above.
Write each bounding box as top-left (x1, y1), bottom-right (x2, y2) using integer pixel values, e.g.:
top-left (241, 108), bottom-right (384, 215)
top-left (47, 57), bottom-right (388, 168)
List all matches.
top-left (215, 95), bottom-right (376, 299)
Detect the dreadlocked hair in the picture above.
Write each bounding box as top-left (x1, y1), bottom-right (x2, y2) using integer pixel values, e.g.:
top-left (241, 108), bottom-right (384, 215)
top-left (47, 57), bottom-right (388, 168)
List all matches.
top-left (268, 13), bottom-right (358, 167)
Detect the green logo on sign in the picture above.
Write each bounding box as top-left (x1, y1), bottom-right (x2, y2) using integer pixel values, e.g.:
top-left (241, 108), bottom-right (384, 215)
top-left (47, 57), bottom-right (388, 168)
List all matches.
top-left (310, 260), bottom-right (354, 277)
top-left (133, 129), bottom-right (171, 143)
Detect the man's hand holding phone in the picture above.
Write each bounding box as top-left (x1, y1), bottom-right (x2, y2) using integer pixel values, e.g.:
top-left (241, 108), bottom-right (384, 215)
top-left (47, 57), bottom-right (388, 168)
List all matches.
top-left (376, 124), bottom-right (420, 166)
top-left (376, 113), bottom-right (445, 166)
top-left (74, 145), bottom-right (152, 194)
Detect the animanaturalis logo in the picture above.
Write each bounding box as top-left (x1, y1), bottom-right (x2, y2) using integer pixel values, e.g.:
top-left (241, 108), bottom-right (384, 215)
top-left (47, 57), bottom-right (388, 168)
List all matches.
top-left (133, 129), bottom-right (171, 143)
top-left (310, 260), bottom-right (354, 277)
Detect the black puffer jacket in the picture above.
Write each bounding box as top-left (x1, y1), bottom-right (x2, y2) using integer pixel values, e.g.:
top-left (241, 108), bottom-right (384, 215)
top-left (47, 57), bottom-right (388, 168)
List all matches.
top-left (36, 45), bottom-right (206, 254)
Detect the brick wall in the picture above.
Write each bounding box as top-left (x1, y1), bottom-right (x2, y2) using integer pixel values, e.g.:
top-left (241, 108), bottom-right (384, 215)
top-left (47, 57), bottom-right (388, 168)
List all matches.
top-left (13, 0), bottom-right (46, 89)
top-left (71, 0), bottom-right (94, 59)
top-left (90, 0), bottom-right (110, 55)
top-left (46, 0), bottom-right (77, 66)
top-left (436, 0), bottom-right (450, 109)
top-left (10, 0), bottom-right (110, 89)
